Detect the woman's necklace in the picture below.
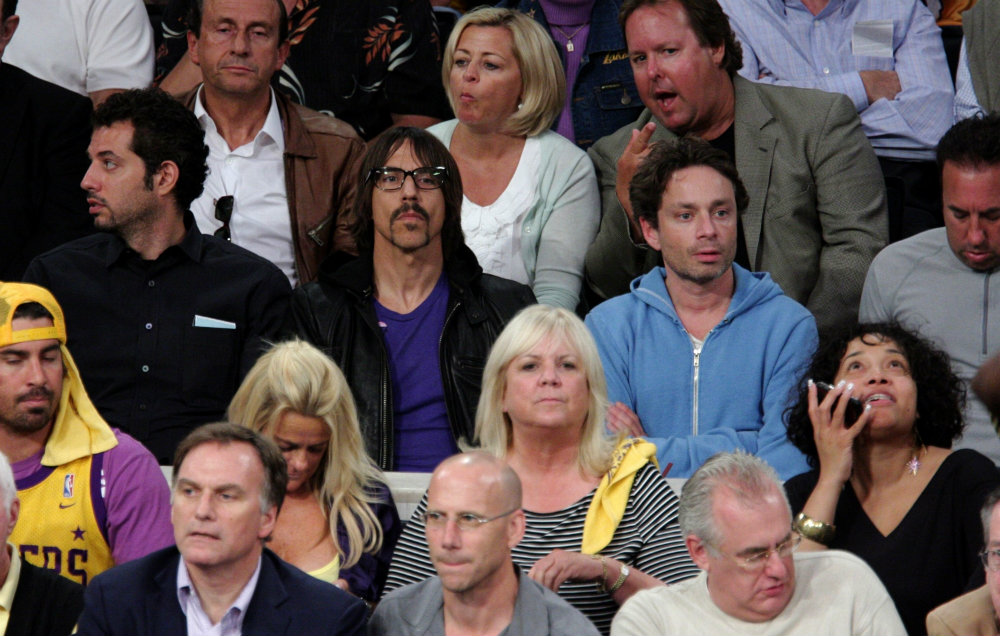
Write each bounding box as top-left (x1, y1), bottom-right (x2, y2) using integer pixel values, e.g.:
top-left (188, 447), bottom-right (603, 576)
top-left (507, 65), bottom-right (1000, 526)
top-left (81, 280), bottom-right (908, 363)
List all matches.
top-left (906, 445), bottom-right (925, 476)
top-left (552, 24), bottom-right (587, 52)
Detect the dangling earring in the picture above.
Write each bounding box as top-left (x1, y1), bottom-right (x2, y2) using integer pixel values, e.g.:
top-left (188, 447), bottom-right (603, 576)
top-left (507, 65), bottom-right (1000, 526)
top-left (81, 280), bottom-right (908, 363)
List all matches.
top-left (517, 102), bottom-right (523, 111)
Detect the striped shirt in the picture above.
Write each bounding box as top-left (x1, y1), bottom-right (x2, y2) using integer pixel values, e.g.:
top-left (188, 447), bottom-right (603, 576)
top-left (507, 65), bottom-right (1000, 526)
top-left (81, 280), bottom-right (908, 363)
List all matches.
top-left (382, 463), bottom-right (698, 635)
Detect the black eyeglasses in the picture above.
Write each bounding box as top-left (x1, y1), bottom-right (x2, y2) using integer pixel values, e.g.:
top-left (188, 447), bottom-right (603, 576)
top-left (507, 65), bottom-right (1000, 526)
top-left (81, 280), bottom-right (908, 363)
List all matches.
top-left (368, 167), bottom-right (448, 191)
top-left (214, 195), bottom-right (234, 241)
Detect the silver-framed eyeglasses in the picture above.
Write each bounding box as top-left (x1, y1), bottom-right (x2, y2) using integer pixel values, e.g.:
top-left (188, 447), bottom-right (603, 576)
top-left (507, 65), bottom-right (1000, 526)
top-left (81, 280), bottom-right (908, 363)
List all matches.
top-left (979, 548), bottom-right (1000, 571)
top-left (368, 166), bottom-right (448, 191)
top-left (711, 531), bottom-right (802, 572)
top-left (420, 508), bottom-right (519, 531)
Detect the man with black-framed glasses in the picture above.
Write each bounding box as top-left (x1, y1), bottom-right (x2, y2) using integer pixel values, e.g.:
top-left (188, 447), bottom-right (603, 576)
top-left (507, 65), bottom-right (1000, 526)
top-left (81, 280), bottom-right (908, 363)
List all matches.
top-left (612, 451), bottom-right (905, 635)
top-left (927, 485), bottom-right (1000, 635)
top-left (371, 452), bottom-right (597, 636)
top-left (284, 127), bottom-right (534, 472)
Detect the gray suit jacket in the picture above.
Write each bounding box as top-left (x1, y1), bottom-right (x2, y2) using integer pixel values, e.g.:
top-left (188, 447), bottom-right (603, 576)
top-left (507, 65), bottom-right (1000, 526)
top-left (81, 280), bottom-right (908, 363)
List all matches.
top-left (585, 76), bottom-right (887, 332)
top-left (369, 570), bottom-right (599, 636)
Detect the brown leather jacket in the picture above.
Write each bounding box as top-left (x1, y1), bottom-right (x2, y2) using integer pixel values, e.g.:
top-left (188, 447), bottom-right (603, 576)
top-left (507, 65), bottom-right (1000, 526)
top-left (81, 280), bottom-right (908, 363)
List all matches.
top-left (179, 87), bottom-right (365, 284)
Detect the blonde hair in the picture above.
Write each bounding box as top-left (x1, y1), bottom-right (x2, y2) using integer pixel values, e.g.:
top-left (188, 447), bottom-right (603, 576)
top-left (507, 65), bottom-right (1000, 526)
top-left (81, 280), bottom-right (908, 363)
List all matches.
top-left (228, 340), bottom-right (386, 569)
top-left (442, 7), bottom-right (566, 137)
top-left (475, 305), bottom-right (614, 476)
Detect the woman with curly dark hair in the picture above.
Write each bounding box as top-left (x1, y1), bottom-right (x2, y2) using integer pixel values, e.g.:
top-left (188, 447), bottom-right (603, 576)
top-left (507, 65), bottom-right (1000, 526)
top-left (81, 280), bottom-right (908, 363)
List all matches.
top-left (783, 322), bottom-right (1000, 636)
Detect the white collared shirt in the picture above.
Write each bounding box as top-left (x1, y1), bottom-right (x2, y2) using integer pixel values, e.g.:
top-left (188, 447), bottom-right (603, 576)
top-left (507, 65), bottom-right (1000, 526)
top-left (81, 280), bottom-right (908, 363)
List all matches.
top-left (191, 87), bottom-right (297, 286)
top-left (176, 556), bottom-right (262, 636)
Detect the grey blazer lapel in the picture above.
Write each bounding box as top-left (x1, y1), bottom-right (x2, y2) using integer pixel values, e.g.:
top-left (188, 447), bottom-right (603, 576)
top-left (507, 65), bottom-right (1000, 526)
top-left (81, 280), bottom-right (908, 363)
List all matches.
top-left (733, 76), bottom-right (777, 269)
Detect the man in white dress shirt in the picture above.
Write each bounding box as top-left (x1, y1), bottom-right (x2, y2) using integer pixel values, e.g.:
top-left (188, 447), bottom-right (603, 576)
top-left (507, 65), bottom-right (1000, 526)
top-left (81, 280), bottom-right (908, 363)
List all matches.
top-left (181, 0), bottom-right (365, 286)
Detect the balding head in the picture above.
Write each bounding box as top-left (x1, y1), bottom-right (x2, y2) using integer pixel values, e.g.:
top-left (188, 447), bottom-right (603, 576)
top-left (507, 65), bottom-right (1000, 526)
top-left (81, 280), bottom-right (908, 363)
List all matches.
top-left (424, 452), bottom-right (525, 596)
top-left (431, 451), bottom-right (522, 512)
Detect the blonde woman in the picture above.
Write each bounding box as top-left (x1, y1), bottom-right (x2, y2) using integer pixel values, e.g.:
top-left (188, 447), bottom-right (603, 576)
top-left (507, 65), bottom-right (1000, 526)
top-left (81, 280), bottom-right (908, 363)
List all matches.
top-left (228, 340), bottom-right (400, 602)
top-left (430, 7), bottom-right (600, 310)
top-left (383, 306), bottom-right (697, 634)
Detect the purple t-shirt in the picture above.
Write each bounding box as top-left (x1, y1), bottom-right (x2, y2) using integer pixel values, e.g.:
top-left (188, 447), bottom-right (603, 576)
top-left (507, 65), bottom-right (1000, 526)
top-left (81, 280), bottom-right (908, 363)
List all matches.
top-left (374, 274), bottom-right (459, 472)
top-left (12, 428), bottom-right (175, 565)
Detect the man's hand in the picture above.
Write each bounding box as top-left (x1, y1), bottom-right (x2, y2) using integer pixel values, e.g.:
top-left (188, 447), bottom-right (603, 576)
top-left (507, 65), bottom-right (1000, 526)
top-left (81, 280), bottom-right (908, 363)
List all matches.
top-left (859, 70), bottom-right (901, 104)
top-left (615, 122), bottom-right (657, 237)
top-left (607, 402), bottom-right (645, 437)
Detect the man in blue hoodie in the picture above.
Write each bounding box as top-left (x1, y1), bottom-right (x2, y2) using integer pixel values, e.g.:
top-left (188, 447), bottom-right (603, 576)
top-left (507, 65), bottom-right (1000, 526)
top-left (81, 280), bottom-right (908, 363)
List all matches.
top-left (585, 138), bottom-right (815, 479)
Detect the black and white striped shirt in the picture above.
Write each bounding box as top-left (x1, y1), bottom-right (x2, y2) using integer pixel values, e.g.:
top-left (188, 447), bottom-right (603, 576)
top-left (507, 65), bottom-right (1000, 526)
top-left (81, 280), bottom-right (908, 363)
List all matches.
top-left (382, 463), bottom-right (699, 635)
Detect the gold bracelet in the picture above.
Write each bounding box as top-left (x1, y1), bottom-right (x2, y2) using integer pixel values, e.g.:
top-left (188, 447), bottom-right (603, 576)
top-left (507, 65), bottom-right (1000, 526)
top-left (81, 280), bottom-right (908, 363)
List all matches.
top-left (608, 562), bottom-right (630, 594)
top-left (793, 512), bottom-right (836, 546)
top-left (592, 555), bottom-right (609, 592)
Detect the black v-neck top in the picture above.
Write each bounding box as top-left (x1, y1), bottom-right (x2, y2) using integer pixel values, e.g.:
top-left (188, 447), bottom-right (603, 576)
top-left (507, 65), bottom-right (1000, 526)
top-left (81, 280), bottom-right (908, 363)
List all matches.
top-left (786, 449), bottom-right (1000, 636)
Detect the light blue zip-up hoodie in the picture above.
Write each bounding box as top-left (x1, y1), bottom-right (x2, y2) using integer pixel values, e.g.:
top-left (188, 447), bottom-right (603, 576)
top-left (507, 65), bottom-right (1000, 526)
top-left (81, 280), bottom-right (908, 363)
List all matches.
top-left (585, 264), bottom-right (816, 479)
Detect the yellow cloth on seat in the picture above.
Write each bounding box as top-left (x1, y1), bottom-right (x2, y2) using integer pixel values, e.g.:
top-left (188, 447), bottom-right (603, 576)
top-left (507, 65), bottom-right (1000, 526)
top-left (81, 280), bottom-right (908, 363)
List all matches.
top-left (581, 437), bottom-right (658, 555)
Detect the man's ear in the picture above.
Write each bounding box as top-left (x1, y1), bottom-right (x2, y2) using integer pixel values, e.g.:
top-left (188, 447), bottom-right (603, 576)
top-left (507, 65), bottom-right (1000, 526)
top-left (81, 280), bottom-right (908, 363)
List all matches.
top-left (152, 161), bottom-right (181, 198)
top-left (507, 509), bottom-right (526, 548)
top-left (0, 14), bottom-right (19, 56)
top-left (640, 216), bottom-right (662, 252)
top-left (710, 43), bottom-right (725, 69)
top-left (258, 504), bottom-right (278, 541)
top-left (275, 40), bottom-right (290, 72)
top-left (687, 534), bottom-right (711, 571)
top-left (187, 30), bottom-right (201, 66)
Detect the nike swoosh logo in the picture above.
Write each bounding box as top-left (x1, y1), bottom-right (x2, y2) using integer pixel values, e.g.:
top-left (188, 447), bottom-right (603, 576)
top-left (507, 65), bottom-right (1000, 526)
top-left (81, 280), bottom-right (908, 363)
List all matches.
top-left (58, 502), bottom-right (76, 509)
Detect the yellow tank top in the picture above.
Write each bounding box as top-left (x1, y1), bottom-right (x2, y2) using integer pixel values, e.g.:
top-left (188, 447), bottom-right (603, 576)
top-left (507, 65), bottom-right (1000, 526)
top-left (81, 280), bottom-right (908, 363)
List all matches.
top-left (11, 453), bottom-right (114, 585)
top-left (307, 554), bottom-right (341, 584)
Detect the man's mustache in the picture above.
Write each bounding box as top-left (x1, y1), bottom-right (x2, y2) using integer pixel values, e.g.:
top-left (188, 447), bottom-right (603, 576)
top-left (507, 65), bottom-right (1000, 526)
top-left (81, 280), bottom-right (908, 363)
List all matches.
top-left (390, 203), bottom-right (429, 223)
top-left (18, 387), bottom-right (54, 403)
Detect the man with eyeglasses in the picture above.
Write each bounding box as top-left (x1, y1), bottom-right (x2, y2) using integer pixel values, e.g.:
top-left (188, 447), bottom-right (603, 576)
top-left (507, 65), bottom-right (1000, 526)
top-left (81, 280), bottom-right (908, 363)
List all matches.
top-left (612, 451), bottom-right (905, 635)
top-left (927, 485), bottom-right (1000, 635)
top-left (285, 127), bottom-right (533, 472)
top-left (23, 88), bottom-right (291, 465)
top-left (177, 0), bottom-right (365, 287)
top-left (370, 452), bottom-right (597, 636)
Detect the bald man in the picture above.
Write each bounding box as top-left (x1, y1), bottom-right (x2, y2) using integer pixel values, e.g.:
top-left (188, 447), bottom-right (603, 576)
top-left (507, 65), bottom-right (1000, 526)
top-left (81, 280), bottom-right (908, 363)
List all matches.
top-left (370, 452), bottom-right (598, 636)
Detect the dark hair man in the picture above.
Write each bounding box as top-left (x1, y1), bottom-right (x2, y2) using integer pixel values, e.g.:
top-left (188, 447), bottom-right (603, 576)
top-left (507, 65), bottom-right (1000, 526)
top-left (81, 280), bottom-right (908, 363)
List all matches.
top-left (586, 138), bottom-right (815, 478)
top-left (860, 113), bottom-right (1000, 464)
top-left (76, 422), bottom-right (368, 635)
top-left (23, 87), bottom-right (291, 465)
top-left (178, 0), bottom-right (365, 286)
top-left (0, 282), bottom-right (173, 586)
top-left (612, 452), bottom-right (905, 634)
top-left (285, 127), bottom-right (535, 471)
top-left (584, 0), bottom-right (887, 332)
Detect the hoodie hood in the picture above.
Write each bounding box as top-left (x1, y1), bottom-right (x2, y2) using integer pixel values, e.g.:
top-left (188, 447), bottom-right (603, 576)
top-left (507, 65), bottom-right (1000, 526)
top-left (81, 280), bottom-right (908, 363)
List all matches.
top-left (630, 263), bottom-right (786, 327)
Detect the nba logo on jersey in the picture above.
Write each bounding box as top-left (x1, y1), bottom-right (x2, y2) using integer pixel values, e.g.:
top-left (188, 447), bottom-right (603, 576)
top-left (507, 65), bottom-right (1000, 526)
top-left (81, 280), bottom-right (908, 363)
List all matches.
top-left (63, 474), bottom-right (75, 499)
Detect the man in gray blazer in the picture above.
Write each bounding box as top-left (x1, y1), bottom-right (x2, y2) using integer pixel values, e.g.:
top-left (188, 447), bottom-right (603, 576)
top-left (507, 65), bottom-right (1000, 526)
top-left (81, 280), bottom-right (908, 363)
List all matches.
top-left (585, 0), bottom-right (887, 332)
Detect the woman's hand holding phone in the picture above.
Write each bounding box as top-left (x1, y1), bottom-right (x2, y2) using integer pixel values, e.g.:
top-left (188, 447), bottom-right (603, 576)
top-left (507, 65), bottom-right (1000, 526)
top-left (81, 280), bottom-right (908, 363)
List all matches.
top-left (807, 379), bottom-right (873, 486)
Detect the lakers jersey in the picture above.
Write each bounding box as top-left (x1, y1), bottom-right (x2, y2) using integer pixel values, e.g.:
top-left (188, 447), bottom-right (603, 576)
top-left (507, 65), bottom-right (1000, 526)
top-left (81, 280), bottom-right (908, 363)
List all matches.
top-left (12, 452), bottom-right (114, 585)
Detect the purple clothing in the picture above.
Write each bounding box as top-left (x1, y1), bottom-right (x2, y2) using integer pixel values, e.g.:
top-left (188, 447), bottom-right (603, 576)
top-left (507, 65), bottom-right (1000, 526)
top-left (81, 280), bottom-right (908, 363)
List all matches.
top-left (12, 429), bottom-right (174, 565)
top-left (334, 485), bottom-right (402, 602)
top-left (540, 0), bottom-right (597, 142)
top-left (374, 275), bottom-right (457, 472)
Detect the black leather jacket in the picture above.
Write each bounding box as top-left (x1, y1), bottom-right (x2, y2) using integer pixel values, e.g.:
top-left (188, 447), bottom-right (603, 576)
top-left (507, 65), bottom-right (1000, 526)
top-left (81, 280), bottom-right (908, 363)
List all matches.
top-left (283, 246), bottom-right (535, 469)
